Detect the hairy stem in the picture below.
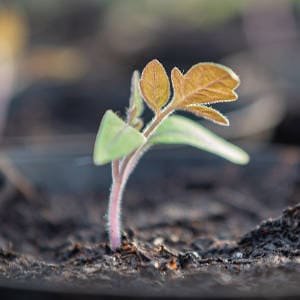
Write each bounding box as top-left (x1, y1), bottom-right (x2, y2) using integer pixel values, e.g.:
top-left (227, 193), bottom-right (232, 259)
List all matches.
top-left (107, 104), bottom-right (174, 250)
top-left (108, 160), bottom-right (124, 250)
top-left (112, 159), bottom-right (120, 179)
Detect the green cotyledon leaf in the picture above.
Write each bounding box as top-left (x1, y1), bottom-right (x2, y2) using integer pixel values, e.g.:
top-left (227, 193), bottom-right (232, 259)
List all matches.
top-left (93, 110), bottom-right (146, 165)
top-left (149, 115), bottom-right (249, 165)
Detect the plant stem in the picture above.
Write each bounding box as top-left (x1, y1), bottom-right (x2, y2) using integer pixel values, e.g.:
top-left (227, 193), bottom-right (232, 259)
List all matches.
top-left (121, 104), bottom-right (174, 178)
top-left (108, 160), bottom-right (124, 250)
top-left (112, 159), bottom-right (119, 179)
top-left (107, 104), bottom-right (174, 250)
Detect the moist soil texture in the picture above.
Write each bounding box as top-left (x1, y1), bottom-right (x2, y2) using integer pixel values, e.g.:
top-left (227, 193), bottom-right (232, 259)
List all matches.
top-left (0, 147), bottom-right (299, 298)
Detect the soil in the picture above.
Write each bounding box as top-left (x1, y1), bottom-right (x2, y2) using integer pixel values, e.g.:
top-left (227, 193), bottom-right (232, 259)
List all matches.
top-left (0, 146), bottom-right (299, 299)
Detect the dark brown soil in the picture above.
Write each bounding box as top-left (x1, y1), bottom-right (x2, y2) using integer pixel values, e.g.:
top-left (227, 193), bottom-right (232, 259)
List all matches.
top-left (0, 146), bottom-right (299, 298)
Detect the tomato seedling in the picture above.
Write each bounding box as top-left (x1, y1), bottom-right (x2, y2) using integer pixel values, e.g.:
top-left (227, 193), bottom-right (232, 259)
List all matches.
top-left (93, 59), bottom-right (249, 250)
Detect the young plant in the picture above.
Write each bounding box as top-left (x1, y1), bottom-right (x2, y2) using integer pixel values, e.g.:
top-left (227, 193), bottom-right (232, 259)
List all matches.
top-left (93, 59), bottom-right (249, 250)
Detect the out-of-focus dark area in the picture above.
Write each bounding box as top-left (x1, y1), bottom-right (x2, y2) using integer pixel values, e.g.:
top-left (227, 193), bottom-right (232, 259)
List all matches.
top-left (0, 0), bottom-right (299, 145)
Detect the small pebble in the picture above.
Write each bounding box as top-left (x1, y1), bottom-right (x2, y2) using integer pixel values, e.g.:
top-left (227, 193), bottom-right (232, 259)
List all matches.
top-left (233, 252), bottom-right (243, 259)
top-left (153, 237), bottom-right (164, 246)
top-left (170, 234), bottom-right (179, 243)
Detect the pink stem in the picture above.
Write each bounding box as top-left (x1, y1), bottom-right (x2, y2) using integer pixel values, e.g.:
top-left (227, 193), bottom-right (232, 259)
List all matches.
top-left (108, 174), bottom-right (125, 250)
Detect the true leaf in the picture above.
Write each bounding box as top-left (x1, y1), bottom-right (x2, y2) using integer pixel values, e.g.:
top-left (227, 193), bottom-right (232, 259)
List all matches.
top-left (93, 110), bottom-right (146, 165)
top-left (172, 63), bottom-right (240, 108)
top-left (140, 59), bottom-right (170, 112)
top-left (182, 104), bottom-right (229, 126)
top-left (149, 115), bottom-right (249, 165)
top-left (127, 70), bottom-right (144, 126)
top-left (171, 67), bottom-right (184, 101)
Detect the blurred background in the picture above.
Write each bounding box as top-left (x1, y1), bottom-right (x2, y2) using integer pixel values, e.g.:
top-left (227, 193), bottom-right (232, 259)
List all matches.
top-left (0, 0), bottom-right (300, 146)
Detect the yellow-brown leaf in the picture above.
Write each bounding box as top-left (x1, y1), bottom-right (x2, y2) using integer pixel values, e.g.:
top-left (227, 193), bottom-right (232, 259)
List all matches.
top-left (174, 63), bottom-right (239, 107)
top-left (140, 59), bottom-right (170, 112)
top-left (171, 67), bottom-right (184, 101)
top-left (0, 8), bottom-right (28, 58)
top-left (183, 105), bottom-right (229, 126)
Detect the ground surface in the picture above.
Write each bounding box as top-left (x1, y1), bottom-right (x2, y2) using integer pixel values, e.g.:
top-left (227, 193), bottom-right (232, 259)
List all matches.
top-left (0, 146), bottom-right (299, 298)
